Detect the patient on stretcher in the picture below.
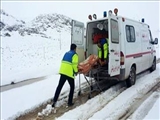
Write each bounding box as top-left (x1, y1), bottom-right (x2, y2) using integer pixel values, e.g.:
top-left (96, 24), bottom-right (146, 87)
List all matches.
top-left (78, 55), bottom-right (98, 75)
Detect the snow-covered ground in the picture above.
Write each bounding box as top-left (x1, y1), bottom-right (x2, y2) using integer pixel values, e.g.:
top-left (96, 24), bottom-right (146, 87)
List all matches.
top-left (1, 29), bottom-right (70, 86)
top-left (1, 64), bottom-right (160, 120)
top-left (1, 30), bottom-right (160, 86)
top-left (0, 72), bottom-right (87, 119)
top-left (57, 64), bottom-right (160, 120)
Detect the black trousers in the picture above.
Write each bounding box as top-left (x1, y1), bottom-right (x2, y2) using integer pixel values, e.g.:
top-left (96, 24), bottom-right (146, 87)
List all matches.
top-left (53, 74), bottom-right (75, 104)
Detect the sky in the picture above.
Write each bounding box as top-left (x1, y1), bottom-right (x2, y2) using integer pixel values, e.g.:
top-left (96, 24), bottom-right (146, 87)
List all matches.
top-left (1, 1), bottom-right (160, 38)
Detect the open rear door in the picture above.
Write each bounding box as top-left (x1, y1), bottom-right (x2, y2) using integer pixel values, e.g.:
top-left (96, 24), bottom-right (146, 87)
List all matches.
top-left (108, 12), bottom-right (120, 76)
top-left (71, 20), bottom-right (85, 63)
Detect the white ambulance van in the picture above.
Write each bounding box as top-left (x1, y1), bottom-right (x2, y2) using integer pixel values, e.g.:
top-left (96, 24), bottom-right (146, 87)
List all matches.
top-left (71, 9), bottom-right (158, 87)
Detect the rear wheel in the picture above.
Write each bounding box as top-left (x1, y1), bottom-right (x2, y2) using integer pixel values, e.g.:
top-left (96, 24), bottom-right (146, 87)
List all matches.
top-left (126, 66), bottom-right (136, 88)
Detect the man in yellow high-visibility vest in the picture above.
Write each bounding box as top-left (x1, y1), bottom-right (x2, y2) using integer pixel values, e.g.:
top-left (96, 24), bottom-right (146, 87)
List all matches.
top-left (52, 44), bottom-right (78, 107)
top-left (97, 38), bottom-right (109, 66)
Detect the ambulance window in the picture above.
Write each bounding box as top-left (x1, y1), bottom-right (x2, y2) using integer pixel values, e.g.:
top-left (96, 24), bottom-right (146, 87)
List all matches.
top-left (125, 25), bottom-right (135, 42)
top-left (73, 26), bottom-right (83, 44)
top-left (111, 19), bottom-right (119, 43)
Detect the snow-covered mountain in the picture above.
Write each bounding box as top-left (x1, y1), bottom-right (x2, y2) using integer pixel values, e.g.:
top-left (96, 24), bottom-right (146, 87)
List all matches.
top-left (1, 9), bottom-right (72, 86)
top-left (30, 13), bottom-right (72, 32)
top-left (0, 9), bottom-right (72, 38)
top-left (0, 9), bottom-right (25, 26)
top-left (0, 9), bottom-right (25, 37)
top-left (26, 13), bottom-right (72, 38)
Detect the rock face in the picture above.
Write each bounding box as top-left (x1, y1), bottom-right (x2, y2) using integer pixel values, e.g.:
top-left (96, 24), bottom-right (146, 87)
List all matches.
top-left (0, 9), bottom-right (72, 38)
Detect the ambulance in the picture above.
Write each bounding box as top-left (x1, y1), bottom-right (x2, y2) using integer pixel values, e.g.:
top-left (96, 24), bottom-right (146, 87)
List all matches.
top-left (71, 8), bottom-right (158, 87)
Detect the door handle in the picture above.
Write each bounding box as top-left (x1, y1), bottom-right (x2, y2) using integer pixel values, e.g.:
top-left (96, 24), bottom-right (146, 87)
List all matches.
top-left (115, 59), bottom-right (119, 62)
top-left (111, 49), bottom-right (114, 52)
top-left (147, 47), bottom-right (151, 49)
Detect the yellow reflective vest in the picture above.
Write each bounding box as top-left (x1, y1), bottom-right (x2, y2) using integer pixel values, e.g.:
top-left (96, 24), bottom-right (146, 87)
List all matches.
top-left (59, 50), bottom-right (78, 79)
top-left (98, 38), bottom-right (108, 61)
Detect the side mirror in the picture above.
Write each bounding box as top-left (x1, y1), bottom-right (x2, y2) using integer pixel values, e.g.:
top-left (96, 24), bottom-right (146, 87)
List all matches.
top-left (154, 38), bottom-right (158, 44)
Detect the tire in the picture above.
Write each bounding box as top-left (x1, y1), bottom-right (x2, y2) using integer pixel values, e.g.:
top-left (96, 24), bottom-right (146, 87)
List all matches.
top-left (126, 66), bottom-right (136, 88)
top-left (150, 58), bottom-right (156, 72)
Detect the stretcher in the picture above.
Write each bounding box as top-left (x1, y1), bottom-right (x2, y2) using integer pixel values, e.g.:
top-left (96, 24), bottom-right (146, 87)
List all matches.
top-left (78, 55), bottom-right (106, 98)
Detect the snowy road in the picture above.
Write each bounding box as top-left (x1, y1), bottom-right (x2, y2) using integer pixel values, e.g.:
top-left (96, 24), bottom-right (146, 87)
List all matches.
top-left (1, 63), bottom-right (160, 120)
top-left (1, 58), bottom-right (160, 93)
top-left (56, 83), bottom-right (159, 120)
top-left (56, 75), bottom-right (160, 120)
top-left (116, 82), bottom-right (160, 120)
top-left (35, 64), bottom-right (160, 120)
top-left (0, 76), bottom-right (46, 92)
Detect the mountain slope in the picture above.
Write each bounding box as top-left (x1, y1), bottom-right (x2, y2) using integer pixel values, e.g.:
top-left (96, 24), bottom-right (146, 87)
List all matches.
top-left (0, 9), bottom-right (72, 38)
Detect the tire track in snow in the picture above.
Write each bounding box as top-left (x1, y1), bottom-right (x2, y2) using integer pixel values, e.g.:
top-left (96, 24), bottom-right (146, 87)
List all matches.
top-left (128, 92), bottom-right (160, 120)
top-left (39, 80), bottom-right (121, 120)
top-left (16, 81), bottom-right (89, 120)
top-left (57, 67), bottom-right (160, 120)
top-left (56, 83), bottom-right (126, 120)
top-left (120, 81), bottom-right (160, 120)
top-left (89, 76), bottom-right (160, 120)
top-left (46, 65), bottom-right (159, 120)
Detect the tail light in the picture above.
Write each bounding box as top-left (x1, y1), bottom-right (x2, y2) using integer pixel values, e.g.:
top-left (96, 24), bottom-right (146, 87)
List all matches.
top-left (120, 51), bottom-right (124, 65)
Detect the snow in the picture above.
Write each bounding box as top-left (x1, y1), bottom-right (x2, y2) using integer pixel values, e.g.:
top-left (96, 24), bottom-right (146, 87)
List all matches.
top-left (56, 84), bottom-right (126, 120)
top-left (155, 44), bottom-right (160, 59)
top-left (57, 64), bottom-right (160, 120)
top-left (1, 73), bottom-right (87, 120)
top-left (1, 10), bottom-right (23, 26)
top-left (144, 97), bottom-right (160, 120)
top-left (1, 29), bottom-right (70, 86)
top-left (130, 92), bottom-right (159, 120)
top-left (1, 64), bottom-right (160, 120)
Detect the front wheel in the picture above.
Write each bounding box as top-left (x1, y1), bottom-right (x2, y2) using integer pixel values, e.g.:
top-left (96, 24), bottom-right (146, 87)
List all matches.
top-left (126, 66), bottom-right (136, 88)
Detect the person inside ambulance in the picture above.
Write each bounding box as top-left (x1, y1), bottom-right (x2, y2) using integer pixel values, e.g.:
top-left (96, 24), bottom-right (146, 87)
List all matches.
top-left (96, 23), bottom-right (109, 67)
top-left (97, 37), bottom-right (108, 67)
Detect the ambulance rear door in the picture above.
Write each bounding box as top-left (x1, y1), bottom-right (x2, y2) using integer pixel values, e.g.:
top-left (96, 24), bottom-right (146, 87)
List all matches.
top-left (71, 20), bottom-right (85, 63)
top-left (108, 12), bottom-right (120, 76)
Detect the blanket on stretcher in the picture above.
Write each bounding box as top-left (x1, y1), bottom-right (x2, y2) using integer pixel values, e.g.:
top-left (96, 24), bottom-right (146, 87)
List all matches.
top-left (78, 55), bottom-right (98, 75)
